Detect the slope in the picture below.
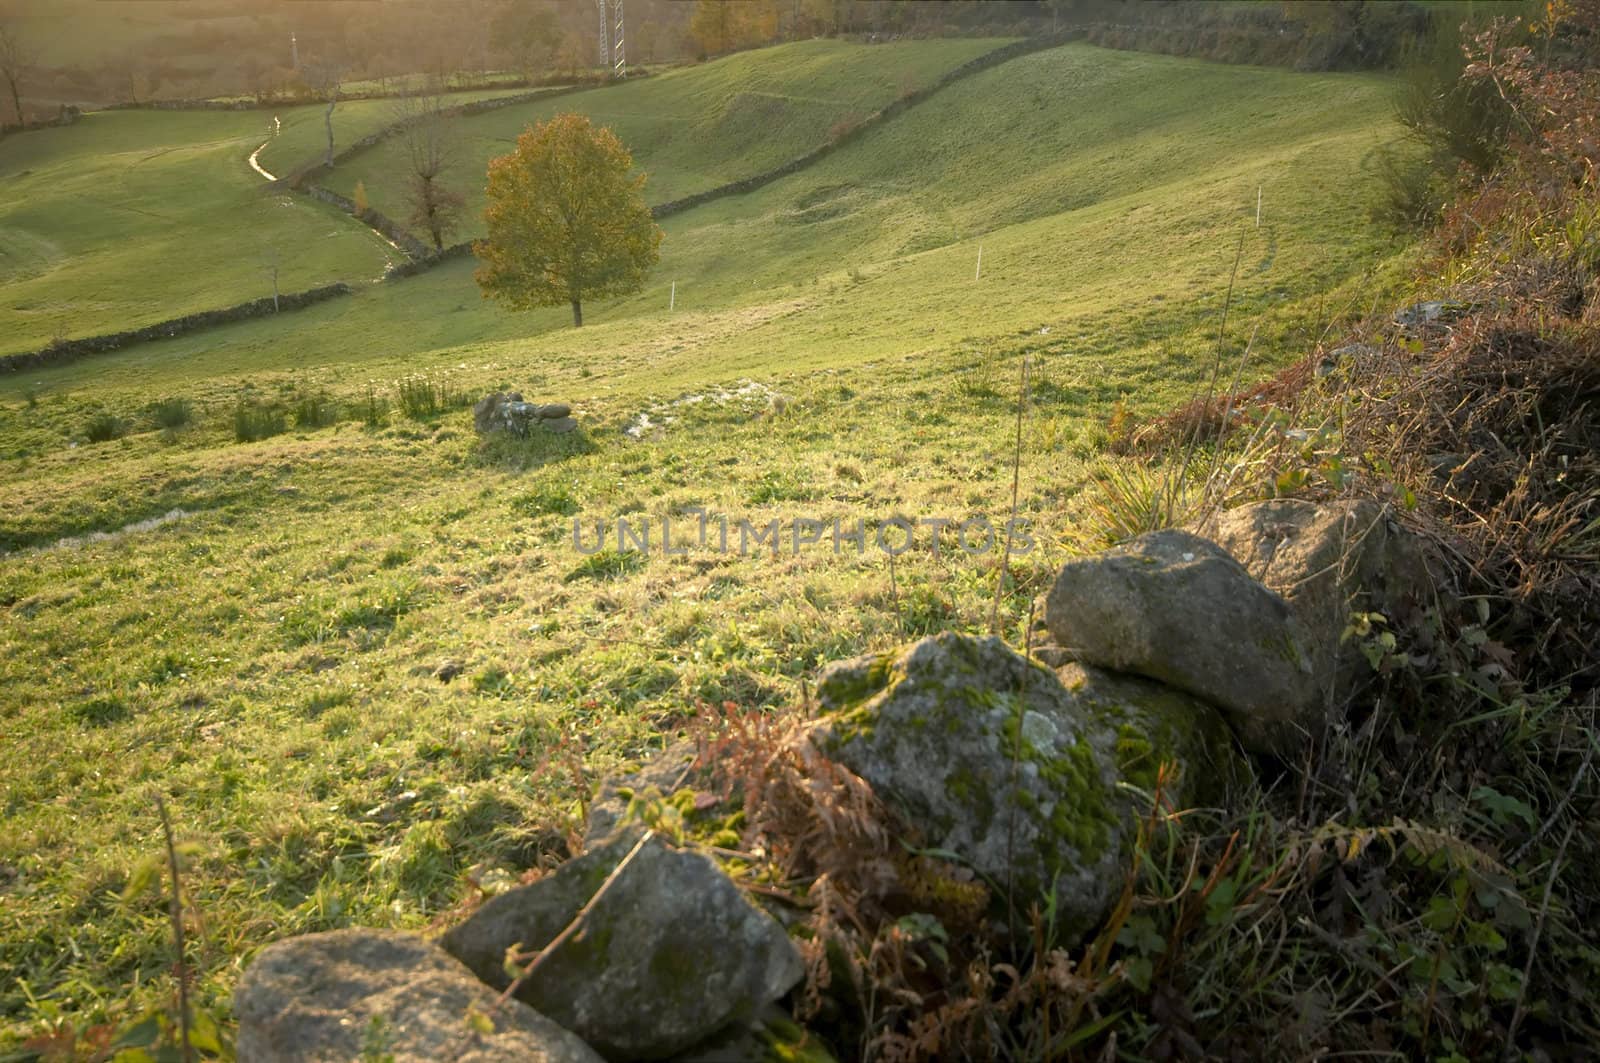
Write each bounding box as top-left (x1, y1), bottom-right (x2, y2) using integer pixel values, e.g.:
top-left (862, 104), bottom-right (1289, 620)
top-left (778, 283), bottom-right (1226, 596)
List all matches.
top-left (0, 108), bottom-right (399, 356)
top-left (0, 39), bottom-right (1412, 1050)
top-left (326, 37), bottom-right (1013, 219)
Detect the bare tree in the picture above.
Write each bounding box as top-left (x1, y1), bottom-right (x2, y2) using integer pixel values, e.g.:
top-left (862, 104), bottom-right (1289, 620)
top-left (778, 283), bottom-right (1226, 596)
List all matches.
top-left (0, 15), bottom-right (34, 126)
top-left (393, 87), bottom-right (466, 251)
top-left (301, 59), bottom-right (345, 167)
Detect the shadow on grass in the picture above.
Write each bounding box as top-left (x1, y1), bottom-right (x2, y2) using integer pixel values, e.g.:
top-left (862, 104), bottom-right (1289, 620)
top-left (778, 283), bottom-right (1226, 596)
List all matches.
top-left (475, 427), bottom-right (598, 472)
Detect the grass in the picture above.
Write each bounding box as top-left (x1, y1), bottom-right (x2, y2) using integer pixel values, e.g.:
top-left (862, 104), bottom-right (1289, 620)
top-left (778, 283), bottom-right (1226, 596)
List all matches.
top-left (328, 38), bottom-right (1014, 223)
top-left (250, 88), bottom-right (554, 178)
top-left (0, 38), bottom-right (1418, 1052)
top-left (0, 108), bottom-right (400, 356)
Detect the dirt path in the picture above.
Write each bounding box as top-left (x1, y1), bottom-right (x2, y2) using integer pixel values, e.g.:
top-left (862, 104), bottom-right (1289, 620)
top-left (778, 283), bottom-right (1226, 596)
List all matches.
top-left (248, 116), bottom-right (281, 180)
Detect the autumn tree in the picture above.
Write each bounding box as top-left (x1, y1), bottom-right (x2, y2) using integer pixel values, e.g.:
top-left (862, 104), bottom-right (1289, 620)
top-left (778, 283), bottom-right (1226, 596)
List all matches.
top-left (392, 89), bottom-right (466, 251)
top-left (475, 114), bottom-right (662, 327)
top-left (690, 0), bottom-right (779, 56)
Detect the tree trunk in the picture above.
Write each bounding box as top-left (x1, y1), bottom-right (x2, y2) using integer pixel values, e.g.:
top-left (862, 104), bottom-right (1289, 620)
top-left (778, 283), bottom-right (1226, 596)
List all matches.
top-left (323, 98), bottom-right (336, 167)
top-left (7, 74), bottom-right (22, 125)
top-left (571, 299), bottom-right (583, 327)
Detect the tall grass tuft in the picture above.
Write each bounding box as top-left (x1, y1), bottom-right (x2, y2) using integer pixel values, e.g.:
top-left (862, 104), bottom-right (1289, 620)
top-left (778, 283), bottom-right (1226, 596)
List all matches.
top-left (85, 413), bottom-right (127, 443)
top-left (292, 391), bottom-right (340, 430)
top-left (360, 387), bottom-right (390, 428)
top-left (148, 398), bottom-right (194, 430)
top-left (233, 402), bottom-right (287, 443)
top-left (396, 376), bottom-right (469, 420)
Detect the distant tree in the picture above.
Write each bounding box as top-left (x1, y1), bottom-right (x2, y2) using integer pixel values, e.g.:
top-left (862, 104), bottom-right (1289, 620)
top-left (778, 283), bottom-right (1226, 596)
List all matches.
top-left (491, 2), bottom-right (560, 75)
top-left (690, 0), bottom-right (736, 55)
top-left (555, 30), bottom-right (591, 76)
top-left (0, 15), bottom-right (35, 125)
top-left (301, 59), bottom-right (345, 167)
top-left (690, 0), bottom-right (778, 55)
top-left (393, 89), bottom-right (466, 250)
top-left (475, 114), bottom-right (662, 327)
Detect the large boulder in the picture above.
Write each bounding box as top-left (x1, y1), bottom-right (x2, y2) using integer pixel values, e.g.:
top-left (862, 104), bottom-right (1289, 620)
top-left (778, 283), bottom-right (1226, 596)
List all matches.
top-left (233, 928), bottom-right (602, 1063)
top-left (440, 833), bottom-right (802, 1061)
top-left (1196, 498), bottom-right (1435, 708)
top-left (1042, 530), bottom-right (1318, 754)
top-left (808, 632), bottom-right (1241, 940)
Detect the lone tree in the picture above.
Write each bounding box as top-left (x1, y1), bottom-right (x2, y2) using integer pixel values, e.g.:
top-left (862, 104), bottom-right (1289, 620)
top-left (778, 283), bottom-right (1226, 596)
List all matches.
top-left (393, 88), bottom-right (466, 251)
top-left (301, 59), bottom-right (345, 167)
top-left (476, 114), bottom-right (661, 327)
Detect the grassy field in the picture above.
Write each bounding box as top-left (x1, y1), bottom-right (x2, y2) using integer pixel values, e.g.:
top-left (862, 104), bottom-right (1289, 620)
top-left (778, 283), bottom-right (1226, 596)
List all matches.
top-left (0, 39), bottom-right (1415, 1051)
top-left (249, 87), bottom-right (554, 179)
top-left (0, 108), bottom-right (401, 357)
top-left (327, 38), bottom-right (1013, 221)
top-left (0, 38), bottom-right (1009, 360)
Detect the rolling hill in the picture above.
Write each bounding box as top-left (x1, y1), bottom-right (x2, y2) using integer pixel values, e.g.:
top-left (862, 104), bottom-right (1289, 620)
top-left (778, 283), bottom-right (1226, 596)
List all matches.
top-left (0, 36), bottom-right (1413, 1050)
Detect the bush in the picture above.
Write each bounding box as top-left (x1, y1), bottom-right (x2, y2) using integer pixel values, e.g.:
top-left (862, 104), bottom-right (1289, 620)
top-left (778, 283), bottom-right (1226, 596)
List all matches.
top-left (148, 397), bottom-right (193, 430)
top-left (233, 402), bottom-right (287, 443)
top-left (1373, 143), bottom-right (1448, 231)
top-left (84, 412), bottom-right (127, 443)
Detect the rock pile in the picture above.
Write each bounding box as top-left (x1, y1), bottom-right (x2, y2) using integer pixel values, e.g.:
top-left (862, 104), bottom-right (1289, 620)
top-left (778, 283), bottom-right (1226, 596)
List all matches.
top-left (474, 392), bottom-right (578, 436)
top-left (232, 499), bottom-right (1431, 1061)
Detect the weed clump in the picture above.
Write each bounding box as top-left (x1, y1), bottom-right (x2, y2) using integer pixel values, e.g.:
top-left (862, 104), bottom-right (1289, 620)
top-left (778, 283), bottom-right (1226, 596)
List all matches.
top-left (396, 376), bottom-right (468, 420)
top-left (292, 391), bottom-right (339, 430)
top-left (84, 412), bottom-right (127, 443)
top-left (233, 402), bottom-right (287, 443)
top-left (148, 398), bottom-right (193, 430)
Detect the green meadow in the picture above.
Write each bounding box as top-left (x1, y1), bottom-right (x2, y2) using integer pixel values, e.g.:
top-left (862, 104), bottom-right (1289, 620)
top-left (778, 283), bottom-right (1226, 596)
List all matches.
top-left (328, 38), bottom-right (1013, 217)
top-left (0, 108), bottom-right (398, 358)
top-left (0, 39), bottom-right (1413, 1046)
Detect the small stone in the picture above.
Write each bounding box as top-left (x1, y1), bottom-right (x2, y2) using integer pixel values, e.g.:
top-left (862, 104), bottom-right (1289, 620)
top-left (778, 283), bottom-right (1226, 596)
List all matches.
top-left (542, 416), bottom-right (579, 434)
top-left (583, 740), bottom-right (701, 847)
top-left (1196, 498), bottom-right (1436, 734)
top-left (537, 403), bottom-right (572, 419)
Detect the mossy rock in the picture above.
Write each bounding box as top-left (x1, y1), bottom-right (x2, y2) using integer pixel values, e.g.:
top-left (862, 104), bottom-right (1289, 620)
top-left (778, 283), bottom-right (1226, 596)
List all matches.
top-left (805, 632), bottom-right (1245, 943)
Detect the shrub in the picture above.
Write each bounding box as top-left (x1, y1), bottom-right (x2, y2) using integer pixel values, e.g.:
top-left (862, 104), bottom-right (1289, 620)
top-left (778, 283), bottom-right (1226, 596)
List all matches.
top-left (233, 402), bottom-right (287, 443)
top-left (828, 113), bottom-right (863, 144)
top-left (148, 397), bottom-right (194, 430)
top-left (84, 412), bottom-right (127, 443)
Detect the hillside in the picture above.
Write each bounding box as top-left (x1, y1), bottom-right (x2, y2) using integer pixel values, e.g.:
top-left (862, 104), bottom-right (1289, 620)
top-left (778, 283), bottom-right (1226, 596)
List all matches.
top-left (326, 37), bottom-right (1011, 216)
top-left (0, 37), bottom-right (1412, 1054)
top-left (0, 40), bottom-right (1011, 359)
top-left (0, 107), bottom-right (400, 357)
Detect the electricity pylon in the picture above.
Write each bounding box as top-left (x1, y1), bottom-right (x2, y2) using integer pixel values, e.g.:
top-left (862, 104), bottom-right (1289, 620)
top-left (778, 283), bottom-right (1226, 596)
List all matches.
top-left (596, 0), bottom-right (626, 79)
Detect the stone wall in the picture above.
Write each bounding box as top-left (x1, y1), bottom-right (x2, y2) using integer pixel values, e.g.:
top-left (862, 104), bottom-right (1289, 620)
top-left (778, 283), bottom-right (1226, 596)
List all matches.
top-left (0, 283), bottom-right (352, 374)
top-left (651, 32), bottom-right (1085, 219)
